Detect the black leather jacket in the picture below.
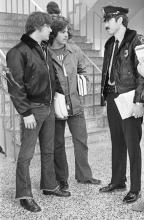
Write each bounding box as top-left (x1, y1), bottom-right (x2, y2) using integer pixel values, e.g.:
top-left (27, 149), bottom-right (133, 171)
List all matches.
top-left (6, 34), bottom-right (56, 116)
top-left (101, 28), bottom-right (144, 106)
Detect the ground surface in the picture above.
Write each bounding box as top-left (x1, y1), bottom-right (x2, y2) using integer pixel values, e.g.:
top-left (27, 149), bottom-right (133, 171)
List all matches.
top-left (1, 131), bottom-right (144, 219)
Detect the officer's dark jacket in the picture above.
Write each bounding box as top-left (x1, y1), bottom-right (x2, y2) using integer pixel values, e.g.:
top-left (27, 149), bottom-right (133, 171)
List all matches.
top-left (6, 34), bottom-right (56, 116)
top-left (101, 28), bottom-right (144, 106)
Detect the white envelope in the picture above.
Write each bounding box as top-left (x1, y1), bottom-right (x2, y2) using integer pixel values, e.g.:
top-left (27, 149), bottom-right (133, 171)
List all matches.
top-left (114, 90), bottom-right (135, 119)
top-left (135, 44), bottom-right (144, 62)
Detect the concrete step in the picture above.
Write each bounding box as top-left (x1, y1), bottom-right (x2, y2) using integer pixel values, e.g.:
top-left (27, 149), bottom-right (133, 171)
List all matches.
top-left (65, 127), bottom-right (110, 148)
top-left (86, 64), bottom-right (102, 75)
top-left (64, 116), bottom-right (108, 139)
top-left (76, 42), bottom-right (92, 50)
top-left (72, 35), bottom-right (87, 43)
top-left (0, 33), bottom-right (87, 44)
top-left (5, 114), bottom-right (109, 159)
top-left (0, 37), bottom-right (92, 51)
top-left (84, 105), bottom-right (107, 118)
top-left (87, 73), bottom-right (102, 82)
top-left (0, 25), bottom-right (24, 33)
top-left (83, 49), bottom-right (100, 57)
top-left (0, 40), bottom-right (20, 48)
top-left (0, 32), bottom-right (21, 41)
top-left (83, 93), bottom-right (101, 106)
top-left (0, 12), bottom-right (28, 21)
top-left (84, 56), bottom-right (103, 66)
top-left (87, 82), bottom-right (101, 94)
top-left (0, 19), bottom-right (25, 27)
top-left (5, 125), bottom-right (110, 159)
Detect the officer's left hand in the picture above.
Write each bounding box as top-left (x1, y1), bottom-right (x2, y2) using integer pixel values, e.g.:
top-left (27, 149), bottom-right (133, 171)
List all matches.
top-left (131, 103), bottom-right (144, 118)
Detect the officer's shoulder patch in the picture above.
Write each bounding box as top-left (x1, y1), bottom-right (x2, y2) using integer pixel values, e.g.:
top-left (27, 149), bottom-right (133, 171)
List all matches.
top-left (138, 34), bottom-right (144, 44)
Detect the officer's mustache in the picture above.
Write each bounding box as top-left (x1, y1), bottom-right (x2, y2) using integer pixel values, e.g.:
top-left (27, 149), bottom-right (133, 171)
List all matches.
top-left (105, 27), bottom-right (110, 30)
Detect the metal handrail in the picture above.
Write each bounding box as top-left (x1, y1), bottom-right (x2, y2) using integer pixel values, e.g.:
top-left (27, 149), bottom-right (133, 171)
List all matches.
top-left (30, 0), bottom-right (44, 12)
top-left (0, 0), bottom-right (103, 160)
top-left (83, 52), bottom-right (101, 73)
top-left (0, 49), bottom-right (7, 156)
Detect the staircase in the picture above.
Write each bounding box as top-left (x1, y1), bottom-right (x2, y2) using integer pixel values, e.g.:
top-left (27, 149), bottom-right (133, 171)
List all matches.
top-left (0, 12), bottom-right (109, 160)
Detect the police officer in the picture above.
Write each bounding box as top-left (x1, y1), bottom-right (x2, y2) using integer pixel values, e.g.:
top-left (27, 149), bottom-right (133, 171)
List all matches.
top-left (99, 5), bottom-right (144, 203)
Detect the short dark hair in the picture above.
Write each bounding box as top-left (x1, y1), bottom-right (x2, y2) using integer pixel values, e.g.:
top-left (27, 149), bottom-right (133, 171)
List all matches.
top-left (49, 17), bottom-right (73, 45)
top-left (25, 11), bottom-right (52, 34)
top-left (115, 14), bottom-right (128, 27)
top-left (47, 1), bottom-right (61, 15)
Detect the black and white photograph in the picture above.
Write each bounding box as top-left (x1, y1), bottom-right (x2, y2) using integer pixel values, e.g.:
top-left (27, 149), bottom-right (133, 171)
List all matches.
top-left (0, 0), bottom-right (144, 219)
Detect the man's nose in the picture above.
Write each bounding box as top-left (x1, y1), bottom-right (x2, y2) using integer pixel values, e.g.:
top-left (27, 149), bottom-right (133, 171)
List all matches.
top-left (65, 33), bottom-right (68, 38)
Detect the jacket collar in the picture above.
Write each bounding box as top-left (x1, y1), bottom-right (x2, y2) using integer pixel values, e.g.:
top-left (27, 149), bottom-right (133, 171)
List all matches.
top-left (21, 34), bottom-right (39, 49)
top-left (105, 28), bottom-right (137, 48)
top-left (48, 43), bottom-right (73, 66)
top-left (64, 43), bottom-right (73, 53)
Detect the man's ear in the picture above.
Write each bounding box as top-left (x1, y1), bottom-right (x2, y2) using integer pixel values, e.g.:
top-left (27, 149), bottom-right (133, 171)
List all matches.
top-left (118, 16), bottom-right (123, 25)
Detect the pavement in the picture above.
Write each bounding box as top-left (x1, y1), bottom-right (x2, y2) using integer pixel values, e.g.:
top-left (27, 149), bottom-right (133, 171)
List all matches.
top-left (1, 130), bottom-right (144, 219)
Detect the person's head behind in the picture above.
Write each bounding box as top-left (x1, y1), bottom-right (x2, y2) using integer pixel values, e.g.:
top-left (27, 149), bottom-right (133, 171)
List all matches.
top-left (102, 5), bottom-right (129, 36)
top-left (47, 1), bottom-right (61, 15)
top-left (25, 11), bottom-right (52, 35)
top-left (49, 17), bottom-right (73, 45)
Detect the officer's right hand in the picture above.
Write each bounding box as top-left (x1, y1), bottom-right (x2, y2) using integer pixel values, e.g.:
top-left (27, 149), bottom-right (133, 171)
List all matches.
top-left (137, 62), bottom-right (144, 77)
top-left (23, 114), bottom-right (37, 129)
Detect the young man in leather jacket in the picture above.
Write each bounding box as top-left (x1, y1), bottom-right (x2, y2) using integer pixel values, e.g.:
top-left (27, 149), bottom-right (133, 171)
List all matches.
top-left (6, 11), bottom-right (70, 213)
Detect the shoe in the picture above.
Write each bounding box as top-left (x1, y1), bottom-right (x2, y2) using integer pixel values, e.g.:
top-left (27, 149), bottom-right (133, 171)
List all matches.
top-left (59, 181), bottom-right (69, 190)
top-left (43, 187), bottom-right (71, 197)
top-left (123, 191), bottom-right (140, 203)
top-left (132, 200), bottom-right (144, 212)
top-left (99, 183), bottom-right (126, 193)
top-left (77, 178), bottom-right (101, 185)
top-left (20, 198), bottom-right (41, 212)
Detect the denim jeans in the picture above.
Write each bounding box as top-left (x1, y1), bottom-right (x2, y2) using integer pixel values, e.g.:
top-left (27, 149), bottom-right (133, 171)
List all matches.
top-left (54, 112), bottom-right (93, 182)
top-left (16, 103), bottom-right (58, 199)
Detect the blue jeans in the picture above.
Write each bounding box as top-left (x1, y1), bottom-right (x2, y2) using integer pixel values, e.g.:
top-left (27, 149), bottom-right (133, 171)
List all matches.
top-left (16, 103), bottom-right (58, 199)
top-left (54, 112), bottom-right (93, 182)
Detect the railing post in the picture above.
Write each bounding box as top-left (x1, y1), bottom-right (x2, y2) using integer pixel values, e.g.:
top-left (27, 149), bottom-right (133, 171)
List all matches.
top-left (93, 12), bottom-right (95, 47)
top-left (16, 0), bottom-right (18, 14)
top-left (92, 66), bottom-right (95, 116)
top-left (100, 17), bottom-right (103, 54)
top-left (67, 0), bottom-right (69, 20)
top-left (1, 93), bottom-right (7, 156)
top-left (28, 0), bottom-right (30, 14)
top-left (11, 0), bottom-right (13, 13)
top-left (79, 0), bottom-right (81, 32)
top-left (5, 0), bottom-right (8, 13)
top-left (60, 0), bottom-right (62, 15)
top-left (22, 0), bottom-right (24, 14)
top-left (73, 0), bottom-right (75, 28)
top-left (12, 105), bottom-right (17, 161)
top-left (85, 5), bottom-right (88, 42)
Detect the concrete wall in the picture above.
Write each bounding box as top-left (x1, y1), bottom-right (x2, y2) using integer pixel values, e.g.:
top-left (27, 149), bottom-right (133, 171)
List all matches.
top-left (0, 0), bottom-right (144, 54)
top-left (129, 8), bottom-right (144, 35)
top-left (79, 0), bottom-right (144, 54)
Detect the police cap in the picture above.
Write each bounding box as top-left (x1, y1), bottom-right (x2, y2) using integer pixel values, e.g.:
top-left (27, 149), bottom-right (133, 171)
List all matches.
top-left (103, 5), bottom-right (129, 21)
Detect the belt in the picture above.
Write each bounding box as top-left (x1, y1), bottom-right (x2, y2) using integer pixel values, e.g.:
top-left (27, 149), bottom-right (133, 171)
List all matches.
top-left (106, 84), bottom-right (117, 94)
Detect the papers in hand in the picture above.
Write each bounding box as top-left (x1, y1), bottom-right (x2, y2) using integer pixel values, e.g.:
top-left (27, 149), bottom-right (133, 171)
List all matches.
top-left (77, 75), bottom-right (87, 96)
top-left (135, 44), bottom-right (144, 63)
top-left (114, 90), bottom-right (135, 119)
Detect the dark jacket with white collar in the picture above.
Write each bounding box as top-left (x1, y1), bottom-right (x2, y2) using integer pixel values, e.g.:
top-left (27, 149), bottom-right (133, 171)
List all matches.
top-left (101, 28), bottom-right (144, 106)
top-left (6, 34), bottom-right (56, 116)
